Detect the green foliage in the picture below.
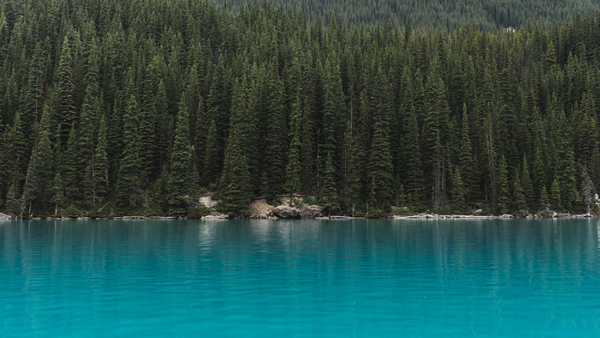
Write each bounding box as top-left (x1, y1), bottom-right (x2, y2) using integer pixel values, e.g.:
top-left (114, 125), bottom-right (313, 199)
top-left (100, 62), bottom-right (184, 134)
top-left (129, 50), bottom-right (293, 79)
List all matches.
top-left (2, 0), bottom-right (600, 216)
top-left (187, 205), bottom-right (211, 219)
top-left (365, 208), bottom-right (388, 219)
top-left (167, 92), bottom-right (192, 216)
top-left (266, 198), bottom-right (282, 207)
top-left (116, 95), bottom-right (141, 208)
top-left (216, 0), bottom-right (600, 32)
top-left (452, 167), bottom-right (468, 214)
top-left (392, 207), bottom-right (415, 216)
top-left (551, 177), bottom-right (562, 211)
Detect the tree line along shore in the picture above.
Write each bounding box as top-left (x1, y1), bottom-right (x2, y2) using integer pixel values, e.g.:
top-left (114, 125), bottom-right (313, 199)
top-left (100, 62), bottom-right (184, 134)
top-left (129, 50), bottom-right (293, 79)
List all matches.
top-left (2, 0), bottom-right (600, 218)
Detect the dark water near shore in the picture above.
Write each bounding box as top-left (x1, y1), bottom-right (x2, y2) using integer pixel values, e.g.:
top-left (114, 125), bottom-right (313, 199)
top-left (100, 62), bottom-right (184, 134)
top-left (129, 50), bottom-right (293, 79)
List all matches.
top-left (1, 219), bottom-right (600, 337)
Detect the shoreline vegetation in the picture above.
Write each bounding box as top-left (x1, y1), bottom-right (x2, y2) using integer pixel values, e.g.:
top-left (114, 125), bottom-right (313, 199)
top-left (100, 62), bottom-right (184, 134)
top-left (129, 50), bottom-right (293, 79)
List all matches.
top-left (0, 195), bottom-right (595, 221)
top-left (4, 1), bottom-right (600, 220)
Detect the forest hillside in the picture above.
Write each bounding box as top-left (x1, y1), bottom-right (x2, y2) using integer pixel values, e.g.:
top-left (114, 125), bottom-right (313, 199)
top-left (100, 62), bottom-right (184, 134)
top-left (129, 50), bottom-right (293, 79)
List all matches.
top-left (217, 0), bottom-right (600, 31)
top-left (1, 0), bottom-right (600, 217)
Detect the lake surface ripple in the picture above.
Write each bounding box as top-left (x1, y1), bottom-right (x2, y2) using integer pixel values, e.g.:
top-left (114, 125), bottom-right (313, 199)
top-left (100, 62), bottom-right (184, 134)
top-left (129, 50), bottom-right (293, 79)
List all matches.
top-left (1, 219), bottom-right (599, 337)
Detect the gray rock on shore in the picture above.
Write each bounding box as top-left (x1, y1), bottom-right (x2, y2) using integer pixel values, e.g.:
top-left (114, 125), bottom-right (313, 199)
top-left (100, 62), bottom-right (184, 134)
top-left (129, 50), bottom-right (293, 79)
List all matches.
top-left (272, 206), bottom-right (300, 219)
top-left (298, 203), bottom-right (324, 219)
top-left (0, 212), bottom-right (12, 220)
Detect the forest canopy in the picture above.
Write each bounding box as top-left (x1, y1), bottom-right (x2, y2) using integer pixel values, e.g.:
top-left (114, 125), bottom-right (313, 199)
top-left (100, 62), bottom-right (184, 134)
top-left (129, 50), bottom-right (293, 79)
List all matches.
top-left (216, 0), bottom-right (600, 31)
top-left (1, 0), bottom-right (600, 217)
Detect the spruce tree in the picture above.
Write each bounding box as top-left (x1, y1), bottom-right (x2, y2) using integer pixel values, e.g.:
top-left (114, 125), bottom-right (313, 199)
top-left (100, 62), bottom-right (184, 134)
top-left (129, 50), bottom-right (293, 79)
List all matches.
top-left (285, 93), bottom-right (303, 195)
top-left (93, 114), bottom-right (109, 204)
top-left (263, 60), bottom-right (287, 195)
top-left (204, 119), bottom-right (220, 186)
top-left (32, 102), bottom-right (55, 211)
top-left (452, 167), bottom-right (467, 214)
top-left (167, 92), bottom-right (192, 216)
top-left (220, 91), bottom-right (252, 215)
top-left (322, 152), bottom-right (338, 215)
top-left (155, 80), bottom-right (170, 168)
top-left (116, 95), bottom-right (141, 209)
top-left (405, 105), bottom-right (424, 208)
top-left (521, 156), bottom-right (534, 208)
top-left (55, 36), bottom-right (77, 146)
top-left (79, 86), bottom-right (98, 205)
top-left (368, 83), bottom-right (394, 209)
top-left (50, 172), bottom-right (65, 216)
top-left (581, 165), bottom-right (595, 214)
top-left (459, 103), bottom-right (475, 202)
top-left (321, 52), bottom-right (346, 172)
top-left (513, 170), bottom-right (527, 213)
top-left (63, 123), bottom-right (80, 200)
top-left (498, 155), bottom-right (510, 214)
top-left (540, 186), bottom-right (551, 211)
top-left (551, 177), bottom-right (562, 212)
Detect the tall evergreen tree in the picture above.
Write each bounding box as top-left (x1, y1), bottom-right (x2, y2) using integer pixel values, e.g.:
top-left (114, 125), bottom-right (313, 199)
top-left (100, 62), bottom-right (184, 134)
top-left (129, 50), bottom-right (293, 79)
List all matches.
top-left (452, 167), bottom-right (467, 213)
top-left (94, 114), bottom-right (109, 205)
top-left (116, 95), bottom-right (141, 209)
top-left (285, 93), bottom-right (303, 195)
top-left (167, 92), bottom-right (192, 216)
top-left (55, 36), bottom-right (77, 146)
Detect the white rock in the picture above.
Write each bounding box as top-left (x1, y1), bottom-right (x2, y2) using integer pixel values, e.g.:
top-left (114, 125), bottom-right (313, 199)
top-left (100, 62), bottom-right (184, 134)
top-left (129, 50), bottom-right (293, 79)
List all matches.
top-left (199, 196), bottom-right (220, 209)
top-left (201, 214), bottom-right (229, 220)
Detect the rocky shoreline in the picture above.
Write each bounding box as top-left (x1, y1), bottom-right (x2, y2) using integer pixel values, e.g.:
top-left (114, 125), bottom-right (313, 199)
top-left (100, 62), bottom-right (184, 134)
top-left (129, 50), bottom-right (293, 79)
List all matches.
top-left (0, 196), bottom-right (596, 222)
top-left (0, 211), bottom-right (595, 221)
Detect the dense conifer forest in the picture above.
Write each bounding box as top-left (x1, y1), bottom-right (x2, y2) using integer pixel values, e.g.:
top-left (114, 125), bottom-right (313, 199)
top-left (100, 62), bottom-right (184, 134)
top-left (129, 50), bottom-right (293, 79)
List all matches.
top-left (217, 0), bottom-right (600, 31)
top-left (1, 0), bottom-right (600, 217)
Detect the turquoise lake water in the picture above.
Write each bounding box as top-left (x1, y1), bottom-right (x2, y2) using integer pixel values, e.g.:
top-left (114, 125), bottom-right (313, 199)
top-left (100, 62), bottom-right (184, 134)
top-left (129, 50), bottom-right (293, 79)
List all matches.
top-left (1, 219), bottom-right (599, 337)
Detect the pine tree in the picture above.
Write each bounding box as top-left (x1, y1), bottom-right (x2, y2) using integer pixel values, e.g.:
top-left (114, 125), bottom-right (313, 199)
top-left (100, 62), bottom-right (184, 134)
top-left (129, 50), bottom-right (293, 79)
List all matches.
top-left (155, 80), bottom-right (170, 168)
top-left (21, 131), bottom-right (38, 217)
top-left (422, 71), bottom-right (449, 208)
top-left (322, 152), bottom-right (338, 215)
top-left (497, 155), bottom-right (510, 214)
top-left (32, 101), bottom-right (55, 211)
top-left (50, 172), bottom-right (65, 216)
top-left (220, 92), bottom-right (253, 215)
top-left (521, 156), bottom-right (534, 208)
top-left (560, 147), bottom-right (577, 211)
top-left (116, 95), bottom-right (141, 209)
top-left (94, 114), bottom-right (109, 204)
top-left (551, 177), bottom-right (562, 211)
top-left (540, 186), bottom-right (551, 211)
top-left (368, 78), bottom-right (394, 209)
top-left (55, 36), bottom-right (77, 146)
top-left (532, 145), bottom-right (546, 207)
top-left (347, 98), bottom-right (367, 214)
top-left (321, 52), bottom-right (346, 171)
top-left (63, 123), bottom-right (80, 200)
top-left (513, 170), bottom-right (527, 213)
top-left (263, 60), bottom-right (287, 195)
top-left (452, 167), bottom-right (467, 214)
top-left (591, 146), bottom-right (600, 189)
top-left (167, 92), bottom-right (192, 216)
top-left (459, 103), bottom-right (475, 202)
top-left (204, 119), bottom-right (220, 186)
top-left (139, 93), bottom-right (157, 185)
top-left (405, 105), bottom-right (424, 208)
top-left (581, 165), bottom-right (595, 214)
top-left (5, 181), bottom-right (20, 216)
top-left (79, 85), bottom-right (98, 205)
top-left (285, 93), bottom-right (303, 195)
